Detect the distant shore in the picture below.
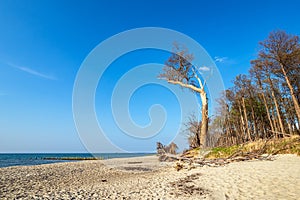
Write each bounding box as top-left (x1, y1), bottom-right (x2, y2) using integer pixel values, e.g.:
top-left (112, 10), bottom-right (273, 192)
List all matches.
top-left (0, 154), bottom-right (299, 199)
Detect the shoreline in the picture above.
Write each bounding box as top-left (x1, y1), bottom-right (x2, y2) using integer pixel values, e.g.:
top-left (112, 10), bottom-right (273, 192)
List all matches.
top-left (1, 154), bottom-right (299, 199)
top-left (0, 153), bottom-right (155, 169)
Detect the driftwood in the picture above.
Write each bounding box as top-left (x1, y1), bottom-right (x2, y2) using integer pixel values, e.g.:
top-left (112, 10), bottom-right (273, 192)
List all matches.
top-left (160, 136), bottom-right (300, 170)
top-left (159, 147), bottom-right (275, 170)
top-left (172, 152), bottom-right (275, 170)
top-left (158, 154), bottom-right (181, 162)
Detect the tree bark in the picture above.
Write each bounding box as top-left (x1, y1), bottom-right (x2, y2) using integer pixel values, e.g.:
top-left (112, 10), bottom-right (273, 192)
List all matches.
top-left (237, 102), bottom-right (246, 141)
top-left (268, 77), bottom-right (286, 136)
top-left (279, 63), bottom-right (300, 123)
top-left (260, 93), bottom-right (275, 135)
top-left (250, 106), bottom-right (257, 138)
top-left (270, 106), bottom-right (279, 137)
top-left (242, 97), bottom-right (252, 141)
top-left (200, 92), bottom-right (208, 148)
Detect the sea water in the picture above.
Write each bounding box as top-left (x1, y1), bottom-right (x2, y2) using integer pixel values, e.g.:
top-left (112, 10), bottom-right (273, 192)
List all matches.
top-left (0, 153), bottom-right (152, 168)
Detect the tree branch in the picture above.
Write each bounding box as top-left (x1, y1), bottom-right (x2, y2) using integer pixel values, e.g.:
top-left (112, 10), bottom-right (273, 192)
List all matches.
top-left (167, 79), bottom-right (204, 94)
top-left (191, 68), bottom-right (204, 90)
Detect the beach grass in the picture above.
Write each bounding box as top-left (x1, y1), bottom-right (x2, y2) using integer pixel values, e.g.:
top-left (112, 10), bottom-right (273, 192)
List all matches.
top-left (205, 135), bottom-right (300, 159)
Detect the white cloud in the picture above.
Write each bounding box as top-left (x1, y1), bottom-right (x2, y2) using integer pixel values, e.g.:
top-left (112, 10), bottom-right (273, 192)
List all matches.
top-left (214, 56), bottom-right (228, 63)
top-left (7, 63), bottom-right (56, 80)
top-left (198, 66), bottom-right (210, 71)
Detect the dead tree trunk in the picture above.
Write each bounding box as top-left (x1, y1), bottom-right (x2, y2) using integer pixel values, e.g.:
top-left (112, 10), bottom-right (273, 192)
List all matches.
top-left (200, 91), bottom-right (208, 148)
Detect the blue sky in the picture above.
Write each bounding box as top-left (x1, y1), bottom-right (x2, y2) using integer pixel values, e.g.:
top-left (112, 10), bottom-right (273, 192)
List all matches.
top-left (0, 0), bottom-right (299, 153)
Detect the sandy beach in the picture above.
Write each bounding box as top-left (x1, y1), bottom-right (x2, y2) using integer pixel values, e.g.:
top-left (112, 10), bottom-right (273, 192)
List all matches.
top-left (1, 154), bottom-right (300, 199)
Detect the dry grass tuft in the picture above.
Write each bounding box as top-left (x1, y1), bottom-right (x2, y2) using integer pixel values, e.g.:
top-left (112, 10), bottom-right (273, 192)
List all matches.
top-left (182, 135), bottom-right (300, 159)
top-left (205, 135), bottom-right (300, 159)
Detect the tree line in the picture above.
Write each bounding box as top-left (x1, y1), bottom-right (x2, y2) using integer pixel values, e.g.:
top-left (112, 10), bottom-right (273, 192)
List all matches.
top-left (211, 30), bottom-right (300, 147)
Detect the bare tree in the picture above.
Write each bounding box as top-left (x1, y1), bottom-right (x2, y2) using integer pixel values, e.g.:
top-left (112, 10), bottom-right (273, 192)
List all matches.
top-left (259, 31), bottom-right (300, 123)
top-left (184, 113), bottom-right (201, 148)
top-left (159, 44), bottom-right (209, 148)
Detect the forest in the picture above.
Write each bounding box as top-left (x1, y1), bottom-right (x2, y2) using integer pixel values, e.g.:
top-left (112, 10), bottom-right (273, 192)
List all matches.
top-left (208, 30), bottom-right (300, 147)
